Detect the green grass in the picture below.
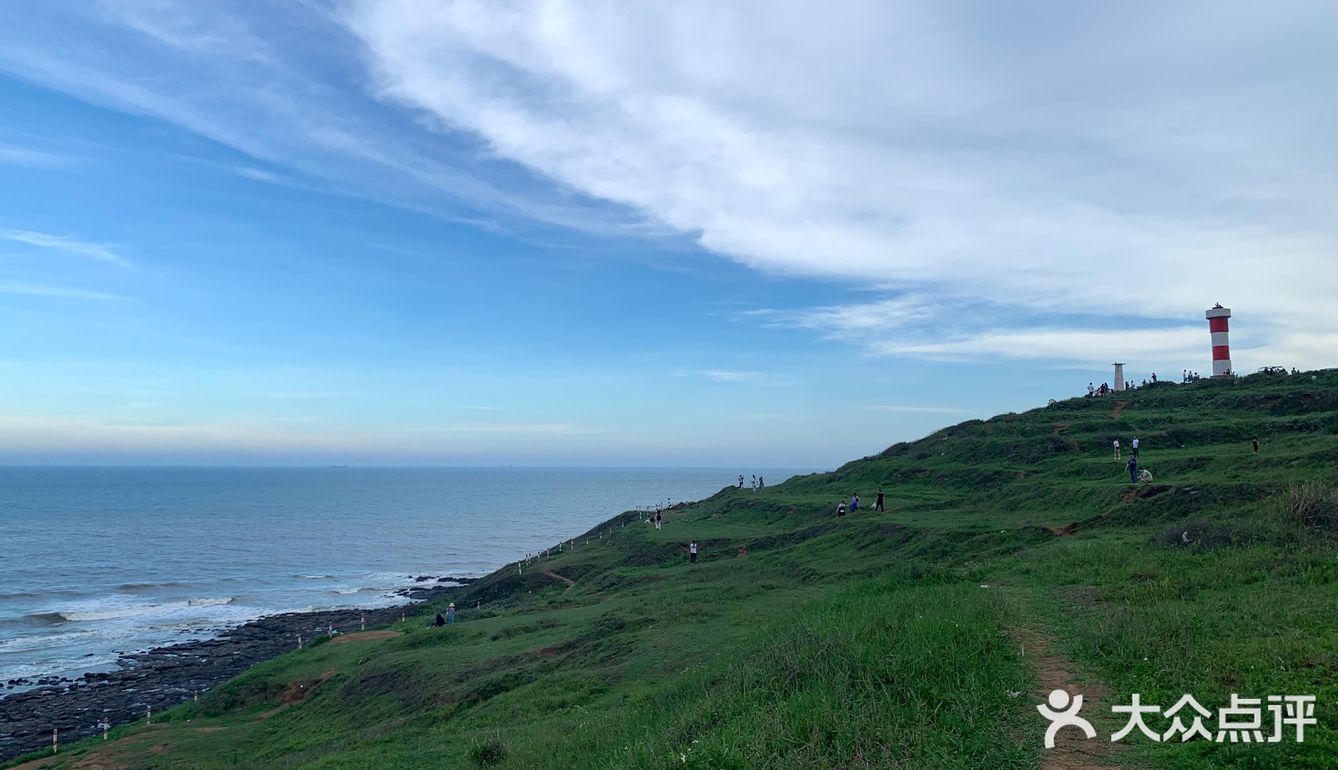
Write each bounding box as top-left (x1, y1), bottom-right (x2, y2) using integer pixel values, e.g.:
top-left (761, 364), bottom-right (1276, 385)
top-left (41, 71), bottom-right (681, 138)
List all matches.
top-left (8, 369), bottom-right (1336, 769)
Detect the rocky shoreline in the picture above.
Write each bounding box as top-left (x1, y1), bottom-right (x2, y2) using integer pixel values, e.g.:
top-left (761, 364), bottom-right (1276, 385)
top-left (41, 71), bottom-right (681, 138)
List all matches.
top-left (0, 579), bottom-right (467, 763)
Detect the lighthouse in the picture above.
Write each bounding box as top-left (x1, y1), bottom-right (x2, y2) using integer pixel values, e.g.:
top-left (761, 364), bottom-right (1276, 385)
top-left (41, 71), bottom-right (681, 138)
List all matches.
top-left (1205, 304), bottom-right (1232, 377)
top-left (1112, 362), bottom-right (1125, 391)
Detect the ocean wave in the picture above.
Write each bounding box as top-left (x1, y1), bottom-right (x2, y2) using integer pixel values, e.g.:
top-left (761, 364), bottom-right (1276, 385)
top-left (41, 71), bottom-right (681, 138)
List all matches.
top-left (115, 581), bottom-right (187, 593)
top-left (0, 612), bottom-right (69, 629)
top-left (295, 574), bottom-right (337, 580)
top-left (186, 597), bottom-right (235, 607)
top-left (50, 597), bottom-right (237, 623)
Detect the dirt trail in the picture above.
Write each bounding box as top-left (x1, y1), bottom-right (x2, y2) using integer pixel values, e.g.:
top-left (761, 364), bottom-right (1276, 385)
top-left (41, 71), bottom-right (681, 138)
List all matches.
top-left (329, 630), bottom-right (402, 645)
top-left (1012, 625), bottom-right (1124, 770)
top-left (1111, 400), bottom-right (1130, 418)
top-left (541, 569), bottom-right (575, 593)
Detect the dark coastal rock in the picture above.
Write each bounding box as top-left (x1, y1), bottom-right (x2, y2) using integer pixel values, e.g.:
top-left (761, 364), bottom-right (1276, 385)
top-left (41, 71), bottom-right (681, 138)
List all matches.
top-left (0, 584), bottom-right (463, 762)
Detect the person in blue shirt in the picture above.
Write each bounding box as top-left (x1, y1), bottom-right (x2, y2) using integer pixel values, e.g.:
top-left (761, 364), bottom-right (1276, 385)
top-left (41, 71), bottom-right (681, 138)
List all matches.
top-left (1126, 456), bottom-right (1138, 484)
top-left (850, 493), bottom-right (860, 512)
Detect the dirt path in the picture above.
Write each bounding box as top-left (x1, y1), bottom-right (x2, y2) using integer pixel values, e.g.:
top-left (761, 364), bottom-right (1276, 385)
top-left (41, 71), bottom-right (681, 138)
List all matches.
top-left (1012, 625), bottom-right (1123, 770)
top-left (1111, 400), bottom-right (1130, 418)
top-left (329, 630), bottom-right (402, 645)
top-left (541, 569), bottom-right (575, 593)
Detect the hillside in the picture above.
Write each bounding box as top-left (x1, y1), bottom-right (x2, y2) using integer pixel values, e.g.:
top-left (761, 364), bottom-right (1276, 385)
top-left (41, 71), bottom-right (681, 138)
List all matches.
top-left (7, 369), bottom-right (1337, 770)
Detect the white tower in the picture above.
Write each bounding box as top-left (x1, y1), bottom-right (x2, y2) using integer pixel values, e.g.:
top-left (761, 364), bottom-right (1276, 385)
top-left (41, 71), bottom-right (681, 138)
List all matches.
top-left (1112, 362), bottom-right (1125, 391)
top-left (1205, 305), bottom-right (1232, 377)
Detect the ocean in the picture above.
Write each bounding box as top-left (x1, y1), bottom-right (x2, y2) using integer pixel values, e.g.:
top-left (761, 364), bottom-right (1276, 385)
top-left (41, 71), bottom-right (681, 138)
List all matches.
top-left (0, 466), bottom-right (803, 688)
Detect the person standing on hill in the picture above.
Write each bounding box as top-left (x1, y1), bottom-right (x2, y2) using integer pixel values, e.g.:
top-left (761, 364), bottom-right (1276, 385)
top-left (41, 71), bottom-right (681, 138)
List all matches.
top-left (1252, 438), bottom-right (1260, 454)
top-left (738, 475), bottom-right (744, 489)
top-left (1131, 436), bottom-right (1140, 459)
top-left (836, 501), bottom-right (847, 517)
top-left (1087, 382), bottom-right (1095, 397)
top-left (850, 493), bottom-right (860, 512)
top-left (874, 489), bottom-right (885, 511)
top-left (654, 509), bottom-right (662, 530)
top-left (1126, 456), bottom-right (1138, 484)
top-left (1112, 439), bottom-right (1121, 460)
top-left (689, 540), bottom-right (698, 564)
top-left (446, 602), bottom-right (455, 625)
top-left (758, 476), bottom-right (765, 490)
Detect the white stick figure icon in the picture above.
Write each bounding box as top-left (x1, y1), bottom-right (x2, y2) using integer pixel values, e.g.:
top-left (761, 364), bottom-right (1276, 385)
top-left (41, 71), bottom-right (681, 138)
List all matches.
top-left (1037, 689), bottom-right (1096, 748)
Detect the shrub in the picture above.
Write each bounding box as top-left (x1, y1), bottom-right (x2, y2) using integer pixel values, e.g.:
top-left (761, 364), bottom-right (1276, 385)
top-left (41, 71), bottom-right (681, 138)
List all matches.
top-left (1282, 481), bottom-right (1338, 534)
top-left (468, 735), bottom-right (509, 767)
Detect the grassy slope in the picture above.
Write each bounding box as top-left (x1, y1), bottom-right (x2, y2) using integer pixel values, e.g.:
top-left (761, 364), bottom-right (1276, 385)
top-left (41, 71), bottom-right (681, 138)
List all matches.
top-left (9, 370), bottom-right (1337, 770)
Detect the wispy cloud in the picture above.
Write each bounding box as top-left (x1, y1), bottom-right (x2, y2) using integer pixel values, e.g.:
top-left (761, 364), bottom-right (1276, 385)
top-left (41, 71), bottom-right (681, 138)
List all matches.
top-left (417, 423), bottom-right (593, 435)
top-left (746, 296), bottom-right (941, 340)
top-left (0, 281), bottom-right (127, 301)
top-left (870, 404), bottom-right (970, 414)
top-left (872, 327), bottom-right (1207, 368)
top-left (263, 391), bottom-right (356, 400)
top-left (3, 229), bottom-right (132, 268)
top-left (696, 369), bottom-right (766, 383)
top-left (231, 166), bottom-right (285, 184)
top-left (0, 142), bottom-right (76, 167)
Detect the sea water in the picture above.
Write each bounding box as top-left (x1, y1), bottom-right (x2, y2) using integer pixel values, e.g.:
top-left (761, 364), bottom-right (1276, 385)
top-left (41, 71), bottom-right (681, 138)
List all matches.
top-left (0, 466), bottom-right (803, 686)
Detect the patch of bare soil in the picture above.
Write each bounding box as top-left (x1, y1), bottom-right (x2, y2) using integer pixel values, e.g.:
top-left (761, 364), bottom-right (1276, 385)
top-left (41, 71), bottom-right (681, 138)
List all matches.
top-left (328, 630), bottom-right (402, 645)
top-left (1012, 626), bottom-right (1126, 770)
top-left (1111, 400), bottom-right (1130, 418)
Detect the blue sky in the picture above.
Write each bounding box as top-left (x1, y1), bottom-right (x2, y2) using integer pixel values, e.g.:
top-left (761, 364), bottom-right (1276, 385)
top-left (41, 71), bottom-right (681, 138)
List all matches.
top-left (0, 1), bottom-right (1334, 467)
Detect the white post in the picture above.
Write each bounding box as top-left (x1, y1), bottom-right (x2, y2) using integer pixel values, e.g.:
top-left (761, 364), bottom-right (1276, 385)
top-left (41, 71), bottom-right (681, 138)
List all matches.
top-left (147, 707), bottom-right (152, 724)
top-left (297, 634), bottom-right (302, 649)
top-left (194, 690), bottom-right (199, 702)
top-left (401, 612), bottom-right (406, 623)
top-left (52, 727), bottom-right (57, 754)
top-left (103, 719), bottom-right (109, 740)
top-left (328, 624), bottom-right (334, 638)
top-left (360, 614), bottom-right (366, 632)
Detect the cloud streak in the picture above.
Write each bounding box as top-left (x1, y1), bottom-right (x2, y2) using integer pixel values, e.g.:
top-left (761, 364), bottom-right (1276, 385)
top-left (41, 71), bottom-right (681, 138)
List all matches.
top-left (3, 229), bottom-right (132, 268)
top-left (0, 281), bottom-right (127, 301)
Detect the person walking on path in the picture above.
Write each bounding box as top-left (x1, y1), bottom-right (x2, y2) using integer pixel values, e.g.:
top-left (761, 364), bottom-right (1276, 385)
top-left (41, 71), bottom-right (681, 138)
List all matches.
top-left (1113, 439), bottom-right (1121, 460)
top-left (654, 509), bottom-right (662, 530)
top-left (1252, 438), bottom-right (1260, 454)
top-left (874, 490), bottom-right (885, 511)
top-left (1126, 456), bottom-right (1138, 484)
top-left (1131, 436), bottom-right (1140, 459)
top-left (446, 603), bottom-right (455, 625)
top-left (850, 493), bottom-right (860, 513)
top-left (758, 476), bottom-right (765, 490)
top-left (738, 475), bottom-right (744, 489)
top-left (689, 541), bottom-right (698, 564)
top-left (836, 501), bottom-right (847, 517)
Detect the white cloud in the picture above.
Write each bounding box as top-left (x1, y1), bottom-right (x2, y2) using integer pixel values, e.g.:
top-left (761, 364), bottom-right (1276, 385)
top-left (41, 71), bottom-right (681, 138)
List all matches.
top-left (0, 281), bottom-right (127, 300)
top-left (872, 326), bottom-right (1206, 368)
top-left (3, 229), bottom-right (132, 268)
top-left (338, 0), bottom-right (1335, 335)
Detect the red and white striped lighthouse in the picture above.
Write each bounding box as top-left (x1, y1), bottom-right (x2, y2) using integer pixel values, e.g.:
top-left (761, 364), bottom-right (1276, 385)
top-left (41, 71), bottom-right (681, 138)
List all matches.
top-left (1205, 304), bottom-right (1232, 377)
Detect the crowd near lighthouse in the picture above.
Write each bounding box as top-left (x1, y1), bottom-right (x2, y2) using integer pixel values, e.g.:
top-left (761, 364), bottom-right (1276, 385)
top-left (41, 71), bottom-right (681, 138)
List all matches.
top-left (1205, 304), bottom-right (1233, 377)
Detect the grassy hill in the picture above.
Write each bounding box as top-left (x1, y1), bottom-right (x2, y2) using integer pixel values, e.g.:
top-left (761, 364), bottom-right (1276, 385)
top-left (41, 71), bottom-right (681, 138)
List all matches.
top-left (8, 369), bottom-right (1337, 770)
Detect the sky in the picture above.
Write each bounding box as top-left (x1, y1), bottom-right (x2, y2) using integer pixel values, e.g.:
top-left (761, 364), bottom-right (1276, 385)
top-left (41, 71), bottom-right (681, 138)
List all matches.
top-left (0, 0), bottom-right (1334, 467)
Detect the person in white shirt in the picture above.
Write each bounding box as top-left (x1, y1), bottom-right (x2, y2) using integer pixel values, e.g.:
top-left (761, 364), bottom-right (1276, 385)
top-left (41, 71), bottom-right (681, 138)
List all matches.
top-left (1112, 439), bottom-right (1121, 460)
top-left (1131, 437), bottom-right (1140, 459)
top-left (689, 541), bottom-right (698, 564)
